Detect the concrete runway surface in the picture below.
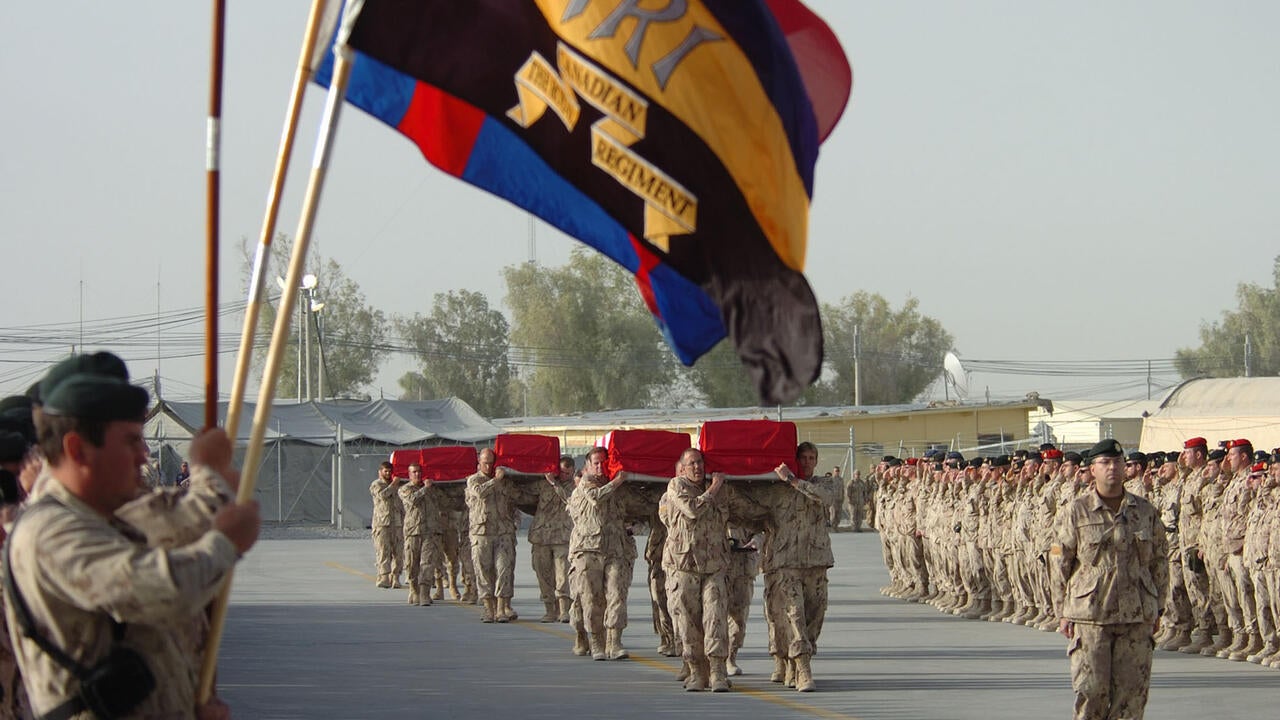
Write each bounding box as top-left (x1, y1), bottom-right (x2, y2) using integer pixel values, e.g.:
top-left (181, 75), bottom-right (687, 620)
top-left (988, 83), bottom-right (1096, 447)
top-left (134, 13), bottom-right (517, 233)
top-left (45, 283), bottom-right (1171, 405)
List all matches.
top-left (217, 531), bottom-right (1277, 719)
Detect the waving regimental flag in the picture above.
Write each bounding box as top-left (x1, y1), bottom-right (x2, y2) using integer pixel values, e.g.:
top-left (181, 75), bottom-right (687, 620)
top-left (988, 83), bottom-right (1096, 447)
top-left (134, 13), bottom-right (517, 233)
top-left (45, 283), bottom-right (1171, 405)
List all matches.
top-left (314, 0), bottom-right (852, 404)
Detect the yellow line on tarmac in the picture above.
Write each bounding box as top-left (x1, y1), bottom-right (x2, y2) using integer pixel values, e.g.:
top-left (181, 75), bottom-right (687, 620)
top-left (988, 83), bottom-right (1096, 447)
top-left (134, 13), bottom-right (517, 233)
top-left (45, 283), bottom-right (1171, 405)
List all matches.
top-left (324, 561), bottom-right (376, 582)
top-left (328, 562), bottom-right (862, 720)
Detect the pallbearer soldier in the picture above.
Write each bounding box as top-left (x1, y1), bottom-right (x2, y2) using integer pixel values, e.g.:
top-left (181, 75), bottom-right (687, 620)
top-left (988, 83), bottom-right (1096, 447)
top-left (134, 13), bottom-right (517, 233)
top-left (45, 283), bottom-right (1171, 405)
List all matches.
top-left (530, 455), bottom-right (575, 622)
top-left (763, 442), bottom-right (838, 692)
top-left (370, 461), bottom-right (405, 588)
top-left (567, 448), bottom-right (631, 660)
top-left (465, 448), bottom-right (518, 623)
top-left (725, 526), bottom-right (760, 676)
top-left (1052, 439), bottom-right (1167, 720)
top-left (399, 462), bottom-right (442, 606)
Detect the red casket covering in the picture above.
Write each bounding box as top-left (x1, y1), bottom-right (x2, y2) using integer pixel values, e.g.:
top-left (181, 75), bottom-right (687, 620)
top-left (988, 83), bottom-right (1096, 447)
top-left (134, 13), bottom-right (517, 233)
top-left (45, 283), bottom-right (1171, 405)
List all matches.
top-left (605, 429), bottom-right (691, 480)
top-left (494, 433), bottom-right (560, 474)
top-left (698, 420), bottom-right (798, 477)
top-left (388, 449), bottom-right (421, 480)
top-left (420, 445), bottom-right (479, 482)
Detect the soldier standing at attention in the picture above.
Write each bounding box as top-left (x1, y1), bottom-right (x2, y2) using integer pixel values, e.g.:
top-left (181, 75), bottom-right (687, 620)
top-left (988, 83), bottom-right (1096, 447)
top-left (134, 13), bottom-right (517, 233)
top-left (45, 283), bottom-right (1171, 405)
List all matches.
top-left (370, 461), bottom-right (405, 589)
top-left (465, 448), bottom-right (518, 623)
top-left (764, 442), bottom-right (838, 692)
top-left (530, 455), bottom-right (575, 622)
top-left (1052, 439), bottom-right (1168, 720)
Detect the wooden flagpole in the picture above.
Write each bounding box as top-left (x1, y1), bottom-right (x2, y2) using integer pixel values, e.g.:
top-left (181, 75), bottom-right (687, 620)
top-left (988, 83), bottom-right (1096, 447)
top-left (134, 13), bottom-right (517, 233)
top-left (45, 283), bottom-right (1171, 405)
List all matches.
top-left (225, 0), bottom-right (333, 440)
top-left (196, 26), bottom-right (357, 704)
top-left (205, 0), bottom-right (225, 429)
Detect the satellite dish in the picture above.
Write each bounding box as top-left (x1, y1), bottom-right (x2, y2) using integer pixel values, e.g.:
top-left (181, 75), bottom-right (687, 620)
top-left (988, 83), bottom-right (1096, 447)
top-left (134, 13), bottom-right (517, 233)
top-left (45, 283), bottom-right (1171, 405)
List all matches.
top-left (943, 351), bottom-right (969, 400)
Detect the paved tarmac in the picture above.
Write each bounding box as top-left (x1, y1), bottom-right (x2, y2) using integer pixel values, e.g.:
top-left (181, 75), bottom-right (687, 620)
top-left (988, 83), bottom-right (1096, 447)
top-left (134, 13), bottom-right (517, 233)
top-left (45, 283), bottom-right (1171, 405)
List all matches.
top-left (218, 530), bottom-right (1277, 719)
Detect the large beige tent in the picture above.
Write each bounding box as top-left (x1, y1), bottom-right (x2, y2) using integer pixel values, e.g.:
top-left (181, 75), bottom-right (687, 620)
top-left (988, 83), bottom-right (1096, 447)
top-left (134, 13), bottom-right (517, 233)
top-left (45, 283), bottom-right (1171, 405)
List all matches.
top-left (1139, 377), bottom-right (1280, 452)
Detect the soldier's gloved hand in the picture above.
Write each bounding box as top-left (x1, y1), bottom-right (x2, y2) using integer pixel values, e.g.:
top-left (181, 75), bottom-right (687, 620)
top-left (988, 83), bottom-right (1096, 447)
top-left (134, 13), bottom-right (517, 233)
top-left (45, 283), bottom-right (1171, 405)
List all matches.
top-left (190, 428), bottom-right (235, 482)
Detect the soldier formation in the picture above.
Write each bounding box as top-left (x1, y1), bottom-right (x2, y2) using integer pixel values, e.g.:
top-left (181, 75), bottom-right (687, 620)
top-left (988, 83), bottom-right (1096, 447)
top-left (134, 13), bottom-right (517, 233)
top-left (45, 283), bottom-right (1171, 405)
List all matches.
top-left (369, 441), bottom-right (839, 694)
top-left (872, 436), bottom-right (1280, 718)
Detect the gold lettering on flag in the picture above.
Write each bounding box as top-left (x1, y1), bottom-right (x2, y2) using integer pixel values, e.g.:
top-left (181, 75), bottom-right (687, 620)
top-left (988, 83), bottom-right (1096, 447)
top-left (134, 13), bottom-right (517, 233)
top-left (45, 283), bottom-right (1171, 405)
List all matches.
top-left (507, 42), bottom-right (697, 252)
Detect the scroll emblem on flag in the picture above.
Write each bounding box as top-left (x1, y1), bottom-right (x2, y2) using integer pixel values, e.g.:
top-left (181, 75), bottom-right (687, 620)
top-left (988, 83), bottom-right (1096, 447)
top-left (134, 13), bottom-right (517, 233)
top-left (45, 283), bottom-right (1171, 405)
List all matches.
top-left (507, 43), bottom-right (697, 252)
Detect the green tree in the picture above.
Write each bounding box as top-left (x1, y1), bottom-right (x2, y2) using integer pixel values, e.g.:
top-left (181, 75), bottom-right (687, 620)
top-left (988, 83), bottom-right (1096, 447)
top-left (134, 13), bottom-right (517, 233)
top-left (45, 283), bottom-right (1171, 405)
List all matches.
top-left (504, 248), bottom-right (678, 414)
top-left (396, 290), bottom-right (513, 418)
top-left (1176, 256), bottom-right (1280, 378)
top-left (814, 292), bottom-right (954, 405)
top-left (685, 339), bottom-right (760, 407)
top-left (241, 235), bottom-right (387, 400)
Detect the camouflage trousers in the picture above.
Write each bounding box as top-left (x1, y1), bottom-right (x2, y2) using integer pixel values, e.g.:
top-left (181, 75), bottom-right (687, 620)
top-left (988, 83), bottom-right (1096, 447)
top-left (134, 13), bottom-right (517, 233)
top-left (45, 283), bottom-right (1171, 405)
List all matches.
top-left (1225, 552), bottom-right (1259, 634)
top-left (404, 533), bottom-right (445, 588)
top-left (1162, 553), bottom-right (1192, 633)
top-left (1068, 621), bottom-right (1154, 720)
top-left (1248, 565), bottom-right (1276, 644)
top-left (373, 526), bottom-right (403, 577)
top-left (531, 542), bottom-right (570, 603)
top-left (470, 534), bottom-right (516, 600)
top-left (648, 563), bottom-right (676, 650)
top-left (959, 541), bottom-right (989, 600)
top-left (763, 567), bottom-right (828, 659)
top-left (667, 569), bottom-right (729, 662)
top-left (570, 551), bottom-right (630, 634)
top-left (726, 556), bottom-right (757, 653)
top-left (846, 496), bottom-right (865, 531)
top-left (1180, 549), bottom-right (1215, 636)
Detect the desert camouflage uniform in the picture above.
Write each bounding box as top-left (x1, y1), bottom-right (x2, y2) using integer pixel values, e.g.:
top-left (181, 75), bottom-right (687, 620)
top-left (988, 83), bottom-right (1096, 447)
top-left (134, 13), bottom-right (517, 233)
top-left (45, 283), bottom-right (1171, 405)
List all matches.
top-left (644, 503), bottom-right (678, 655)
top-left (400, 481), bottom-right (443, 605)
top-left (568, 476), bottom-right (630, 650)
top-left (661, 475), bottom-right (736, 679)
top-left (1221, 470), bottom-right (1258, 650)
top-left (465, 472), bottom-right (517, 602)
top-left (758, 473), bottom-right (838, 662)
top-left (845, 472), bottom-right (868, 532)
top-left (370, 475), bottom-right (404, 584)
top-left (1051, 490), bottom-right (1168, 720)
top-left (725, 527), bottom-right (760, 668)
top-left (527, 477), bottom-right (574, 617)
top-left (5, 477), bottom-right (239, 720)
top-left (1176, 466), bottom-right (1215, 644)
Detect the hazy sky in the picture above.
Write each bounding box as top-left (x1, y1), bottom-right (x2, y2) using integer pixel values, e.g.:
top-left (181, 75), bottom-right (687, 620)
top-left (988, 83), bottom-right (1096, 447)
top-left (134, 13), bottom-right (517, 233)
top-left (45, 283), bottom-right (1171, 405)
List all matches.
top-left (2, 1), bottom-right (1276, 407)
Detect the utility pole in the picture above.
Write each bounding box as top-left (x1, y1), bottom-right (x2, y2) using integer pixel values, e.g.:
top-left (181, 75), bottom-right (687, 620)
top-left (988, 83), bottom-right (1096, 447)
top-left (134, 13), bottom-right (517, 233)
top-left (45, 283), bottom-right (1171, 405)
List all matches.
top-left (1244, 333), bottom-right (1253, 377)
top-left (853, 324), bottom-right (862, 406)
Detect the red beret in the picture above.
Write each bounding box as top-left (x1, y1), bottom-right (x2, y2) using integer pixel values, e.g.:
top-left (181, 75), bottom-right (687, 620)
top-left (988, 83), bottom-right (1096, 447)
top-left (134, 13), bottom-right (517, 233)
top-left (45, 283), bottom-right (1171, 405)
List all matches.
top-left (1183, 437), bottom-right (1207, 450)
top-left (1228, 439), bottom-right (1253, 449)
top-left (1042, 448), bottom-right (1063, 460)
top-left (905, 457), bottom-right (919, 466)
top-left (1252, 462), bottom-right (1267, 473)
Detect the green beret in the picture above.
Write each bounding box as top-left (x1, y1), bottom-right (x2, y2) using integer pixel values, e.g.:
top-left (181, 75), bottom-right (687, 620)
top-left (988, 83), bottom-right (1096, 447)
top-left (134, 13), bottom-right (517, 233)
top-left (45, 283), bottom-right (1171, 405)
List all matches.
top-left (0, 395), bottom-right (31, 417)
top-left (1087, 438), bottom-right (1124, 462)
top-left (38, 352), bottom-right (130, 405)
top-left (41, 374), bottom-right (149, 423)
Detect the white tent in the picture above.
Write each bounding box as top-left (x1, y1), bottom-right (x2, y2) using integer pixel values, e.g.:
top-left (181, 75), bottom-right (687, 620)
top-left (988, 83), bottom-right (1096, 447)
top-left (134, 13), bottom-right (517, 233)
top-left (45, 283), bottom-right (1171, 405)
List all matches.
top-left (145, 397), bottom-right (499, 527)
top-left (1139, 377), bottom-right (1280, 453)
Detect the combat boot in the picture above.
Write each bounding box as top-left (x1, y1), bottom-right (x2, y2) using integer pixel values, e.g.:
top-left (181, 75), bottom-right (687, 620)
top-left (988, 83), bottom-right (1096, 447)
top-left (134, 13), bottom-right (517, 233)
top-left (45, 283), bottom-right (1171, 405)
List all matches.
top-left (572, 628), bottom-right (590, 656)
top-left (769, 655), bottom-right (786, 683)
top-left (431, 578), bottom-right (444, 601)
top-left (590, 633), bottom-right (608, 661)
top-left (676, 660), bottom-right (691, 682)
top-left (391, 574), bottom-right (404, 589)
top-left (1218, 630), bottom-right (1248, 659)
top-left (375, 574), bottom-right (392, 589)
top-left (982, 599), bottom-right (1004, 622)
top-left (606, 629), bottom-right (629, 660)
top-left (1178, 631), bottom-right (1213, 654)
top-left (497, 597), bottom-right (518, 623)
top-left (407, 585), bottom-right (419, 605)
top-left (726, 650), bottom-right (742, 676)
top-left (784, 657), bottom-right (797, 688)
top-left (1247, 640), bottom-right (1279, 664)
top-left (961, 598), bottom-right (984, 620)
top-left (709, 658), bottom-right (730, 692)
top-left (793, 654), bottom-right (816, 692)
top-left (481, 598), bottom-right (496, 623)
top-left (683, 660), bottom-right (707, 692)
top-left (540, 601), bottom-right (558, 623)
top-left (1230, 633), bottom-right (1263, 662)
top-left (1202, 628), bottom-right (1232, 656)
top-left (418, 585), bottom-right (432, 606)
top-left (558, 597), bottom-right (571, 623)
top-left (1158, 629), bottom-right (1193, 652)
